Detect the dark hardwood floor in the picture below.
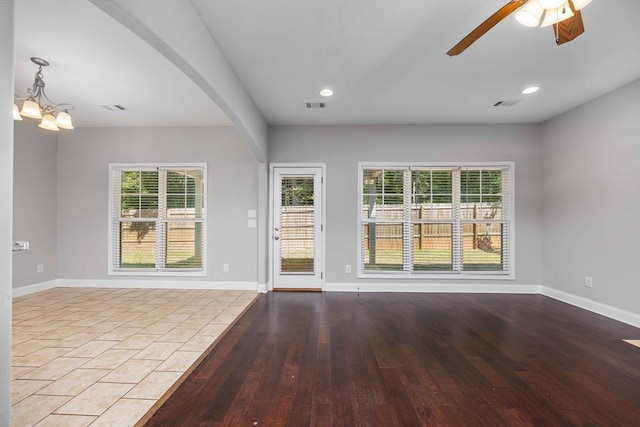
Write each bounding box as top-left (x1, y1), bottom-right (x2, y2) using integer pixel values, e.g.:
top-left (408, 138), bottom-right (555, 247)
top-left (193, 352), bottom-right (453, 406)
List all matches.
top-left (144, 292), bottom-right (640, 426)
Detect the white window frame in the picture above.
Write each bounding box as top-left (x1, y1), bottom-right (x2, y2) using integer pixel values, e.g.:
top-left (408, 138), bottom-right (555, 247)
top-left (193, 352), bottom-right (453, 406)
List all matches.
top-left (357, 161), bottom-right (515, 280)
top-left (108, 162), bottom-right (207, 277)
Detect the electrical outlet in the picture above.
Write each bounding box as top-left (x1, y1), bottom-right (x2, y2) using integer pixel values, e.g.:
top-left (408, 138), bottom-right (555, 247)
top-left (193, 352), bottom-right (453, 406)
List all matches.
top-left (223, 263), bottom-right (229, 273)
top-left (37, 264), bottom-right (44, 273)
top-left (345, 264), bottom-right (352, 274)
top-left (585, 276), bottom-right (593, 288)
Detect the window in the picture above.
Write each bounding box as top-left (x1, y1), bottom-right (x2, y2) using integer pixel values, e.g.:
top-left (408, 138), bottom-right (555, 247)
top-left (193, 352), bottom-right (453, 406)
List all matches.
top-left (109, 163), bottom-right (206, 275)
top-left (359, 163), bottom-right (513, 278)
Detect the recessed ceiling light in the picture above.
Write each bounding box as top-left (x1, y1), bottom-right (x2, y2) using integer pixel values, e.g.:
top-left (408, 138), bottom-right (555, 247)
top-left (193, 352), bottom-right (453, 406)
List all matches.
top-left (522, 86), bottom-right (540, 95)
top-left (319, 88), bottom-right (333, 97)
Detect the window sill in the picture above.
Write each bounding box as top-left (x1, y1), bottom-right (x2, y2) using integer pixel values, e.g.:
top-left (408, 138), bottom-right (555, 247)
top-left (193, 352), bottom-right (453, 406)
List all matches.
top-left (357, 271), bottom-right (514, 281)
top-left (109, 269), bottom-right (207, 277)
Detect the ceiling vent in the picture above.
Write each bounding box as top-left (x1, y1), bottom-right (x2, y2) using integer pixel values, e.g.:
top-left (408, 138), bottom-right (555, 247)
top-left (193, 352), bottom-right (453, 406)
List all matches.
top-left (101, 104), bottom-right (128, 111)
top-left (492, 100), bottom-right (519, 107)
top-left (305, 102), bottom-right (326, 109)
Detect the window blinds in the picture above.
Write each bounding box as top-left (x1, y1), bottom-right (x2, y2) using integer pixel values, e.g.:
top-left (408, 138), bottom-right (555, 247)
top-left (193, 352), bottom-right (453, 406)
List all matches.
top-left (110, 164), bottom-right (206, 274)
top-left (360, 164), bottom-right (512, 276)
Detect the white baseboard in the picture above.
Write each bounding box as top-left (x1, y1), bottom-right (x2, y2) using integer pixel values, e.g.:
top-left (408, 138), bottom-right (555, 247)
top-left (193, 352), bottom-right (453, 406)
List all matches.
top-left (12, 280), bottom-right (58, 298)
top-left (12, 279), bottom-right (639, 328)
top-left (57, 279), bottom-right (259, 291)
top-left (326, 282), bottom-right (542, 294)
top-left (12, 279), bottom-right (260, 297)
top-left (542, 286), bottom-right (640, 328)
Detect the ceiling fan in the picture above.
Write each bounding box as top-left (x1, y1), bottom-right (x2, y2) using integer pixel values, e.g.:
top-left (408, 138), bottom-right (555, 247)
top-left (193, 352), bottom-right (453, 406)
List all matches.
top-left (447, 0), bottom-right (593, 56)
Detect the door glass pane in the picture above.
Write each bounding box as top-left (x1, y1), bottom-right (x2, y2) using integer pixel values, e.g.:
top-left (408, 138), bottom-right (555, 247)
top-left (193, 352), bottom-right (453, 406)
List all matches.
top-left (280, 177), bottom-right (315, 273)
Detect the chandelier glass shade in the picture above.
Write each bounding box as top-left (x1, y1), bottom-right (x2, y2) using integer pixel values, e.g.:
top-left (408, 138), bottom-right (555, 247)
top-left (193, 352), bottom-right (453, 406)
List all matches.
top-left (515, 0), bottom-right (591, 28)
top-left (13, 103), bottom-right (23, 121)
top-left (13, 57), bottom-right (74, 131)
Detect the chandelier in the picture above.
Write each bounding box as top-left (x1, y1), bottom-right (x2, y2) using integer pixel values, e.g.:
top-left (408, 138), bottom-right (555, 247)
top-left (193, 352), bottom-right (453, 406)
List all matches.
top-left (13, 57), bottom-right (74, 131)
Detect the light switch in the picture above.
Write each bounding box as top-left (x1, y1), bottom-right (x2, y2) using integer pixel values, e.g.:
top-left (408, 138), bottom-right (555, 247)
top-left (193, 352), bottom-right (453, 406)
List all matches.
top-left (12, 241), bottom-right (29, 251)
top-left (248, 219), bottom-right (257, 228)
top-left (248, 209), bottom-right (257, 218)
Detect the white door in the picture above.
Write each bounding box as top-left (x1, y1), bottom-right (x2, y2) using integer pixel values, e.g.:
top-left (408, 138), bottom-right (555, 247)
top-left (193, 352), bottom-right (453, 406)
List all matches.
top-left (272, 166), bottom-right (323, 290)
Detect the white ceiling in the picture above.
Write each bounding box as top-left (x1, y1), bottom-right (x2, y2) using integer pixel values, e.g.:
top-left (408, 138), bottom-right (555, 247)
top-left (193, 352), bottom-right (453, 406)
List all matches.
top-left (14, 0), bottom-right (640, 128)
top-left (14, 0), bottom-right (232, 128)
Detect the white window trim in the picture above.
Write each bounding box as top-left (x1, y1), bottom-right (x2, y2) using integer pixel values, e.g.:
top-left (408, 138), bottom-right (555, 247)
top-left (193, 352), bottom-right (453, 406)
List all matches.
top-left (108, 162), bottom-right (207, 277)
top-left (357, 161), bottom-right (515, 280)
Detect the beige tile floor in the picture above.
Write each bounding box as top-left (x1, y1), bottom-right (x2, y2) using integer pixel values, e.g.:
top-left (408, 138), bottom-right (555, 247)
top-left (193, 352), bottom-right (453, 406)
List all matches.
top-left (12, 287), bottom-right (258, 427)
top-left (624, 339), bottom-right (640, 348)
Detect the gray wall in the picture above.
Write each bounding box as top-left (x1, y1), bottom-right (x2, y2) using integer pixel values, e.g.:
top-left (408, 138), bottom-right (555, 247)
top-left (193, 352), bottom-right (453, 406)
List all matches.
top-left (56, 127), bottom-right (259, 283)
top-left (13, 122), bottom-right (58, 288)
top-left (542, 79), bottom-right (640, 314)
top-left (269, 124), bottom-right (543, 287)
top-left (89, 0), bottom-right (269, 162)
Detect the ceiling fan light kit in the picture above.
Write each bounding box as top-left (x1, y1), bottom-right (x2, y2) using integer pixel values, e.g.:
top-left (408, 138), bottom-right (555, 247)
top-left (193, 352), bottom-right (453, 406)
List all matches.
top-left (515, 1), bottom-right (546, 27)
top-left (539, 0), bottom-right (566, 9)
top-left (570, 0), bottom-right (592, 9)
top-left (13, 57), bottom-right (74, 131)
top-left (540, 3), bottom-right (574, 28)
top-left (447, 0), bottom-right (594, 56)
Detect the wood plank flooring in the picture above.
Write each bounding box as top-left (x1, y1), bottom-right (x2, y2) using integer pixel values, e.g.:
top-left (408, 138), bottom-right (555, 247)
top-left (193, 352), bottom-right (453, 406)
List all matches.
top-left (144, 292), bottom-right (640, 426)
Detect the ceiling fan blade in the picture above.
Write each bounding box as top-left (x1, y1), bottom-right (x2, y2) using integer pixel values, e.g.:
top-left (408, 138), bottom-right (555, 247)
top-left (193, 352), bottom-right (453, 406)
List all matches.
top-left (447, 0), bottom-right (527, 56)
top-left (553, 1), bottom-right (585, 45)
